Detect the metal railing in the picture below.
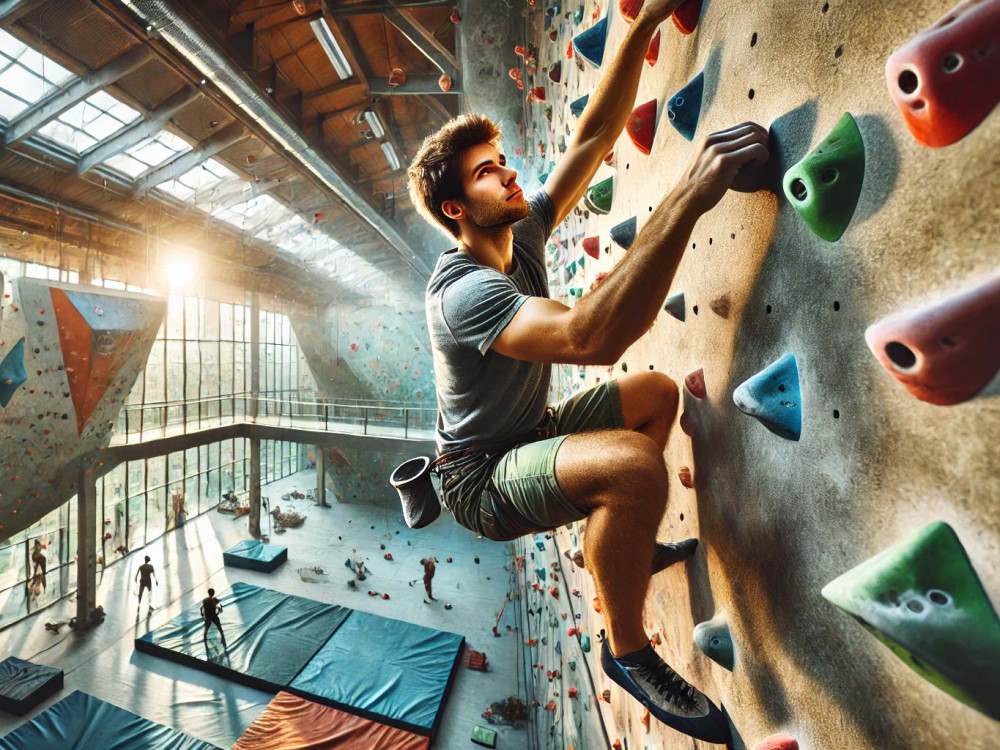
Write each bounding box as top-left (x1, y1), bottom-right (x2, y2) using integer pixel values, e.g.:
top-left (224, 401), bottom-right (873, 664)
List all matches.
top-left (111, 394), bottom-right (437, 444)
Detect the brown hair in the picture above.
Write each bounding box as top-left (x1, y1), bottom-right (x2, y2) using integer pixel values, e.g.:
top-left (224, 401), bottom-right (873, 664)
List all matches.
top-left (407, 114), bottom-right (501, 239)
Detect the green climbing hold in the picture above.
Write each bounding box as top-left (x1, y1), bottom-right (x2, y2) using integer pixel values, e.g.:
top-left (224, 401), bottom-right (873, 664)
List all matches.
top-left (573, 5), bottom-right (584, 24)
top-left (694, 612), bottom-right (734, 671)
top-left (782, 112), bottom-right (865, 242)
top-left (572, 15), bottom-right (608, 69)
top-left (822, 521), bottom-right (1000, 720)
top-left (584, 176), bottom-right (613, 215)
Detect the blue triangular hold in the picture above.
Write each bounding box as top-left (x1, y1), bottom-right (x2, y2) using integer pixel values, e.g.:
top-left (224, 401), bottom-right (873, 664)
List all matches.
top-left (570, 94), bottom-right (589, 118)
top-left (667, 71), bottom-right (705, 142)
top-left (0, 337), bottom-right (28, 407)
top-left (539, 171), bottom-right (550, 184)
top-left (664, 292), bottom-right (685, 321)
top-left (733, 353), bottom-right (802, 440)
top-left (572, 15), bottom-right (608, 69)
top-left (610, 216), bottom-right (637, 249)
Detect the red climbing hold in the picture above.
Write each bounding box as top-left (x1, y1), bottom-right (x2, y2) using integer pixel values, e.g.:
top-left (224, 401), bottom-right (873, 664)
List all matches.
top-left (449, 9), bottom-right (461, 23)
top-left (645, 29), bottom-right (660, 66)
top-left (548, 62), bottom-right (562, 83)
top-left (567, 626), bottom-right (579, 636)
top-left (680, 411), bottom-right (695, 437)
top-left (619, 0), bottom-right (643, 23)
top-left (672, 0), bottom-right (703, 34)
top-left (383, 552), bottom-right (393, 561)
top-left (582, 236), bottom-right (600, 259)
top-left (678, 466), bottom-right (694, 488)
top-left (530, 86), bottom-right (547, 102)
top-left (626, 99), bottom-right (657, 155)
top-left (568, 687), bottom-right (579, 698)
top-left (754, 735), bottom-right (799, 750)
top-left (864, 274), bottom-right (1000, 405)
top-left (381, 592), bottom-right (390, 600)
top-left (685, 368), bottom-right (706, 399)
top-left (548, 585), bottom-right (559, 599)
top-left (438, 74), bottom-right (453, 93)
top-left (885, 0), bottom-right (1000, 147)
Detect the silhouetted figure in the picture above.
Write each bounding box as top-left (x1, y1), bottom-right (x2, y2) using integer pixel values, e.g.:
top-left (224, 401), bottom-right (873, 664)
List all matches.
top-left (201, 588), bottom-right (227, 648)
top-left (136, 556), bottom-right (158, 611)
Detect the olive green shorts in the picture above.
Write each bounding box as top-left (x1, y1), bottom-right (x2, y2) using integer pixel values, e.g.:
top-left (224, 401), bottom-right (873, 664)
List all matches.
top-left (486, 379), bottom-right (624, 537)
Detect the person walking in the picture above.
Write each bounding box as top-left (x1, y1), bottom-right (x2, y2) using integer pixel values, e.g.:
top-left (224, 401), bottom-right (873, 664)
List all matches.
top-left (419, 557), bottom-right (437, 602)
top-left (135, 555), bottom-right (158, 611)
top-left (200, 587), bottom-right (227, 648)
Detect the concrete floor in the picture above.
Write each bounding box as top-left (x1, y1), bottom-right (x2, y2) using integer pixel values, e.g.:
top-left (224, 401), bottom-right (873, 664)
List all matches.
top-left (0, 469), bottom-right (528, 748)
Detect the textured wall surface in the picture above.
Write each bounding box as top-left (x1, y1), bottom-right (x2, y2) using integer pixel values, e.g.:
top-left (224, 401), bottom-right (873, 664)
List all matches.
top-left (518, 1), bottom-right (1000, 748)
top-left (0, 279), bottom-right (165, 541)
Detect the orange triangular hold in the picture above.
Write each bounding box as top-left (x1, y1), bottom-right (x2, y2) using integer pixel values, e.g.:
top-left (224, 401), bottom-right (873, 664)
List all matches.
top-left (619, 0), bottom-right (643, 23)
top-left (645, 29), bottom-right (660, 66)
top-left (672, 0), bottom-right (703, 34)
top-left (626, 99), bottom-right (657, 155)
top-left (50, 288), bottom-right (136, 435)
top-left (582, 236), bottom-right (600, 259)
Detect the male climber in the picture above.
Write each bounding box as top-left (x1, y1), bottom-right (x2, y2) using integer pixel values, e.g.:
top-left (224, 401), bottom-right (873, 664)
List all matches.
top-left (407, 0), bottom-right (768, 743)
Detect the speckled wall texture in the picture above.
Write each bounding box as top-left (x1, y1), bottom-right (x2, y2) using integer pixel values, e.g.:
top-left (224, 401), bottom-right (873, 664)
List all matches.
top-left (524, 1), bottom-right (1000, 748)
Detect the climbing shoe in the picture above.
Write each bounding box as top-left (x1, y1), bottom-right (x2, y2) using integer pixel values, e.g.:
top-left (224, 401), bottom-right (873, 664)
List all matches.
top-left (651, 538), bottom-right (698, 574)
top-left (600, 641), bottom-right (729, 744)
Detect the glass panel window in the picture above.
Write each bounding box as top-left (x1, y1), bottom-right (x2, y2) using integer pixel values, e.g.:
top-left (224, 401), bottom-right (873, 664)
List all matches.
top-left (0, 30), bottom-right (73, 120)
top-left (37, 90), bottom-right (140, 153)
top-left (156, 158), bottom-right (235, 203)
top-left (102, 130), bottom-right (190, 178)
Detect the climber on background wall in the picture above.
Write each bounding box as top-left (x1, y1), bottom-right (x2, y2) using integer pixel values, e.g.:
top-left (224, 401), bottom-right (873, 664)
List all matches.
top-left (407, 0), bottom-right (769, 744)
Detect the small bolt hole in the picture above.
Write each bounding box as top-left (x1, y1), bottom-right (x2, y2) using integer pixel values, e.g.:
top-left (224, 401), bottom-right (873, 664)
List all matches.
top-left (648, 364), bottom-right (654, 370)
top-left (833, 301), bottom-right (840, 311)
top-left (730, 233), bottom-right (736, 239)
top-left (834, 45), bottom-right (843, 58)
top-left (928, 590), bottom-right (950, 606)
top-left (898, 69), bottom-right (919, 94)
top-left (708, 237), bottom-right (713, 245)
top-left (906, 600), bottom-right (925, 613)
top-left (748, 88), bottom-right (755, 100)
top-left (833, 409), bottom-right (840, 418)
top-left (750, 32), bottom-right (758, 48)
top-left (821, 167), bottom-right (839, 184)
top-left (679, 513), bottom-right (685, 521)
top-left (626, 162), bottom-right (630, 170)
top-left (765, 304), bottom-right (772, 314)
top-left (941, 53), bottom-right (962, 73)
top-left (621, 362), bottom-right (628, 372)
top-left (692, 242), bottom-right (697, 249)
top-left (692, 305), bottom-right (699, 315)
top-left (941, 337), bottom-right (956, 347)
top-left (822, 2), bottom-right (829, 12)
top-left (790, 179), bottom-right (808, 201)
top-left (778, 384), bottom-right (785, 392)
top-left (886, 341), bottom-right (917, 369)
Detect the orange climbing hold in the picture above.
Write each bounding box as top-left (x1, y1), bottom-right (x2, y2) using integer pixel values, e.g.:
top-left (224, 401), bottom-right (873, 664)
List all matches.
top-left (885, 0), bottom-right (1000, 147)
top-left (685, 368), bottom-right (706, 399)
top-left (593, 597), bottom-right (602, 613)
top-left (672, 0), bottom-right (703, 34)
top-left (640, 708), bottom-right (651, 730)
top-left (626, 99), bottom-right (657, 155)
top-left (645, 29), bottom-right (660, 66)
top-left (582, 236), bottom-right (601, 259)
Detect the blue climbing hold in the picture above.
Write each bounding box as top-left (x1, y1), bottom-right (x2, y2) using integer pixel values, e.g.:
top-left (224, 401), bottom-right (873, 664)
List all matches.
top-left (539, 171), bottom-right (550, 184)
top-left (610, 216), bottom-right (637, 249)
top-left (570, 94), bottom-right (589, 118)
top-left (572, 15), bottom-right (608, 69)
top-left (733, 353), bottom-right (802, 440)
top-left (694, 612), bottom-right (735, 671)
top-left (535, 566), bottom-right (547, 581)
top-left (664, 292), bottom-right (685, 321)
top-left (0, 338), bottom-right (27, 408)
top-left (667, 71), bottom-right (705, 142)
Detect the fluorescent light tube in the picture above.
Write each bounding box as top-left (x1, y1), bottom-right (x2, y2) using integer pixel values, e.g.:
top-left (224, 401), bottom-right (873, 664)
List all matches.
top-left (363, 109), bottom-right (385, 140)
top-left (381, 141), bottom-right (400, 171)
top-left (309, 18), bottom-right (353, 80)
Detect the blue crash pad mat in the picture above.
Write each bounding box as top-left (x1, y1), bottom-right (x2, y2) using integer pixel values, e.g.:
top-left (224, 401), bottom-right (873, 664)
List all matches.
top-left (223, 540), bottom-right (288, 572)
top-left (290, 610), bottom-right (465, 736)
top-left (0, 657), bottom-right (62, 716)
top-left (135, 582), bottom-right (352, 693)
top-left (0, 690), bottom-right (219, 749)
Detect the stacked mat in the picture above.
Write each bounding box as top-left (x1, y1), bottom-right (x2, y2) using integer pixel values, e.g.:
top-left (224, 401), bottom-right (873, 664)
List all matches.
top-left (0, 691), bottom-right (219, 749)
top-left (0, 657), bottom-right (62, 716)
top-left (223, 539), bottom-right (287, 572)
top-left (135, 582), bottom-right (464, 740)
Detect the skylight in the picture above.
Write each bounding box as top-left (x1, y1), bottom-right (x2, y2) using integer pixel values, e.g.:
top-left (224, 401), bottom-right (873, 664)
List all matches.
top-left (101, 129), bottom-right (191, 178)
top-left (0, 30), bottom-right (73, 121)
top-left (156, 157), bottom-right (235, 202)
top-left (37, 90), bottom-right (140, 153)
top-left (212, 193), bottom-right (294, 234)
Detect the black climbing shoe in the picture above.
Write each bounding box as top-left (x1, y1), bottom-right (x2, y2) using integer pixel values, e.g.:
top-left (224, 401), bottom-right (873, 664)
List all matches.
top-left (651, 539), bottom-right (698, 574)
top-left (600, 640), bottom-right (729, 744)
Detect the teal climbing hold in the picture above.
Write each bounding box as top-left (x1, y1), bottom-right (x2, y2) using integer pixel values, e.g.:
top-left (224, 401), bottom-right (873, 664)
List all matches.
top-left (535, 566), bottom-right (547, 581)
top-left (733, 353), bottom-right (801, 440)
top-left (539, 171), bottom-right (550, 184)
top-left (610, 216), bottom-right (637, 249)
top-left (667, 71), bottom-right (704, 142)
top-left (584, 176), bottom-right (613, 214)
top-left (663, 292), bottom-right (685, 321)
top-left (573, 5), bottom-right (584, 24)
top-left (0, 338), bottom-right (28, 408)
top-left (580, 634), bottom-right (591, 652)
top-left (822, 521), bottom-right (1000, 720)
top-left (694, 612), bottom-right (734, 671)
top-left (782, 112), bottom-right (865, 242)
top-left (570, 94), bottom-right (589, 118)
top-left (572, 15), bottom-right (608, 69)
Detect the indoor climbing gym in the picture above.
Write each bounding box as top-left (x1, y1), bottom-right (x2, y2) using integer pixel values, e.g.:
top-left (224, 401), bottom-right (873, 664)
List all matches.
top-left (0, 0), bottom-right (997, 748)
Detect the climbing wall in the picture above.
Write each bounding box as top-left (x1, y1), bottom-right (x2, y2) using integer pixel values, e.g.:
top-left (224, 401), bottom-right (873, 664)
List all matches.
top-left (520, 1), bottom-right (1000, 748)
top-left (0, 279), bottom-right (165, 541)
top-left (336, 305), bottom-right (435, 403)
top-left (290, 313), bottom-right (374, 401)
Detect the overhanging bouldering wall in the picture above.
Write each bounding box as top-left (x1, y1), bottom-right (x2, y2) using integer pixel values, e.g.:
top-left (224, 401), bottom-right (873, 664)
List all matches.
top-left (518, 1), bottom-right (1000, 748)
top-left (0, 279), bottom-right (165, 541)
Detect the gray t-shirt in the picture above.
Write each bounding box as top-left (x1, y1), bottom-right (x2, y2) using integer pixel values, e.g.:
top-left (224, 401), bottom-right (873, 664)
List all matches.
top-left (426, 191), bottom-right (555, 453)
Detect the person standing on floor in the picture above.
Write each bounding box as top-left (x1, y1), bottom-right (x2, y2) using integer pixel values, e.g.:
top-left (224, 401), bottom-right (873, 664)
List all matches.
top-left (200, 587), bottom-right (227, 648)
top-left (421, 557), bottom-right (437, 602)
top-left (135, 556), bottom-right (158, 611)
